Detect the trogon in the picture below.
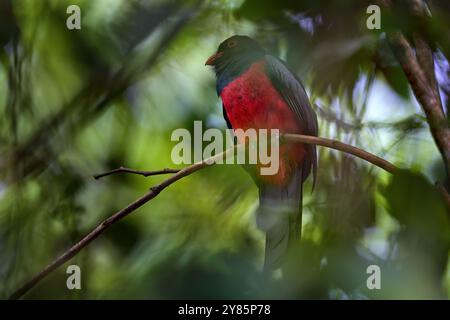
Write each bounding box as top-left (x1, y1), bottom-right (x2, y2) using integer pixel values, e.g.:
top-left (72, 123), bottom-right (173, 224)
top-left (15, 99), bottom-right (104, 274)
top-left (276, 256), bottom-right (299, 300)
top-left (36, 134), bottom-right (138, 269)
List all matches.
top-left (206, 35), bottom-right (318, 270)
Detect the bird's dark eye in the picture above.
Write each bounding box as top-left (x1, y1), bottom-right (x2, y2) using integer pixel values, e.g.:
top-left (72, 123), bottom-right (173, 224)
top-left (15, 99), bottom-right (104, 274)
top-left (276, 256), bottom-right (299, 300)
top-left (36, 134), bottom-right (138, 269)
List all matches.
top-left (227, 40), bottom-right (238, 48)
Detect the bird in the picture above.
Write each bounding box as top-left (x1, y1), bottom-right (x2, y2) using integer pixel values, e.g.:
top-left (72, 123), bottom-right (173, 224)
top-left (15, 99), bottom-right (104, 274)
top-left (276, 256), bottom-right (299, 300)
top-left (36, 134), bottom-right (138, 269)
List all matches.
top-left (206, 35), bottom-right (318, 270)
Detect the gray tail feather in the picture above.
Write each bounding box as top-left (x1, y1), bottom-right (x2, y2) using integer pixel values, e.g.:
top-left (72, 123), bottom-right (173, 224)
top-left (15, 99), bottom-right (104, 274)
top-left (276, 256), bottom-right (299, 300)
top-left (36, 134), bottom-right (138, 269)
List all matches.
top-left (256, 166), bottom-right (303, 270)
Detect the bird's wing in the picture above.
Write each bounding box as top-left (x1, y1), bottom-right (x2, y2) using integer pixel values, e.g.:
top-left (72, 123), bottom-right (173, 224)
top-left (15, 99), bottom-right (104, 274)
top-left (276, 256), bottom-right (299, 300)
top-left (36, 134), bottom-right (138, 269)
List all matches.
top-left (265, 55), bottom-right (318, 135)
top-left (265, 54), bottom-right (318, 186)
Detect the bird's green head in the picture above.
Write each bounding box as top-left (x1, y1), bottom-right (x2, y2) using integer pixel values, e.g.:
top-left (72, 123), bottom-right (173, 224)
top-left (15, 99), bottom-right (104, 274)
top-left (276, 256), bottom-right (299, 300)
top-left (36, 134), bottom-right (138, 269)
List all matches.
top-left (205, 35), bottom-right (265, 67)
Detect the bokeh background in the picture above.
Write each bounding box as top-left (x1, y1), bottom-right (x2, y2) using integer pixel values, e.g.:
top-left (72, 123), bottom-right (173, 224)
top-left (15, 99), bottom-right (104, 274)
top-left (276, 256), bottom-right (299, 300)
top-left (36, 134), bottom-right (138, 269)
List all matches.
top-left (0, 0), bottom-right (449, 299)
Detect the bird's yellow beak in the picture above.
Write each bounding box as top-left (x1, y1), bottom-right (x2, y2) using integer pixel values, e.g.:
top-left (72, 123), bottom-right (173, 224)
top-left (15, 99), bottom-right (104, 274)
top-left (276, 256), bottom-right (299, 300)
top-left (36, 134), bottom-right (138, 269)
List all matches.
top-left (205, 52), bottom-right (223, 66)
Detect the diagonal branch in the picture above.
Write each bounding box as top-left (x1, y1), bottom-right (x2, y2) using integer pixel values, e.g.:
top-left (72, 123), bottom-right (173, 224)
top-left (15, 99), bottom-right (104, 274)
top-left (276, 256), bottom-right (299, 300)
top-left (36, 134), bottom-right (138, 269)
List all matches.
top-left (283, 134), bottom-right (397, 173)
top-left (7, 146), bottom-right (235, 300)
top-left (8, 133), bottom-right (399, 300)
top-left (410, 0), bottom-right (443, 112)
top-left (376, 0), bottom-right (450, 180)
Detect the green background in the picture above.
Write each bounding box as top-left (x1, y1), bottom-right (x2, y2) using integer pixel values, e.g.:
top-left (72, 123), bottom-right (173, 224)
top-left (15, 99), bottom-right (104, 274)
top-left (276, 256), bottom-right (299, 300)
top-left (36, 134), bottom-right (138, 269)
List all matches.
top-left (0, 0), bottom-right (449, 299)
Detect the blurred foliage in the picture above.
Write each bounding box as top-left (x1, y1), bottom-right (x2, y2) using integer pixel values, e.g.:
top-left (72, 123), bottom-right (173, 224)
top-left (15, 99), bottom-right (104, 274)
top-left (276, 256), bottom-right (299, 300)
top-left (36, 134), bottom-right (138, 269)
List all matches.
top-left (0, 0), bottom-right (449, 299)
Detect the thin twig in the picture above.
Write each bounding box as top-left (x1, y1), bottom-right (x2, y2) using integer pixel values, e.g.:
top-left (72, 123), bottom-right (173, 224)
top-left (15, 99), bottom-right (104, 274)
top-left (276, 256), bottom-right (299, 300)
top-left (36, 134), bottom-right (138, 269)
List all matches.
top-left (283, 134), bottom-right (397, 173)
top-left (8, 134), bottom-right (395, 300)
top-left (11, 7), bottom-right (196, 180)
top-left (93, 167), bottom-right (179, 180)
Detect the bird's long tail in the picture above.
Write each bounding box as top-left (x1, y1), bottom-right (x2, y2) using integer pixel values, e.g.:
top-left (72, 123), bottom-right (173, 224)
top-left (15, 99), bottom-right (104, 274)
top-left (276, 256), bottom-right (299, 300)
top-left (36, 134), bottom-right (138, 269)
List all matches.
top-left (256, 166), bottom-right (303, 270)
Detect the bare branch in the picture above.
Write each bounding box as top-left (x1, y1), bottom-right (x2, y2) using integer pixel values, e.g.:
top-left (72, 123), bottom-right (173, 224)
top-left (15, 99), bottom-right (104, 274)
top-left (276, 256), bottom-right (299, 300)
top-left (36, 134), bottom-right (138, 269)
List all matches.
top-left (8, 134), bottom-right (395, 300)
top-left (389, 33), bottom-right (450, 173)
top-left (7, 146), bottom-right (235, 300)
top-left (93, 167), bottom-right (180, 180)
top-left (283, 134), bottom-right (397, 173)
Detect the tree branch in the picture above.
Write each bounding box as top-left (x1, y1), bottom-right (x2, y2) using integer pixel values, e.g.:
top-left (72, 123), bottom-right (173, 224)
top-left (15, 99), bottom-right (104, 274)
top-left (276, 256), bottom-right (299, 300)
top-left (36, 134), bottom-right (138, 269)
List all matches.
top-left (8, 7), bottom-right (195, 181)
top-left (283, 134), bottom-right (397, 173)
top-left (7, 146), bottom-right (235, 300)
top-left (388, 33), bottom-right (450, 172)
top-left (375, 0), bottom-right (450, 180)
top-left (8, 134), bottom-right (398, 300)
top-left (93, 167), bottom-right (180, 180)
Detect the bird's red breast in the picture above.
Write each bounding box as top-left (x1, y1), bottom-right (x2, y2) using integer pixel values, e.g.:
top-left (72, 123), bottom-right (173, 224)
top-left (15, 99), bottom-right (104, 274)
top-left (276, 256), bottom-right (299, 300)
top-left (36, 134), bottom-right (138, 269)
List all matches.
top-left (220, 60), bottom-right (307, 186)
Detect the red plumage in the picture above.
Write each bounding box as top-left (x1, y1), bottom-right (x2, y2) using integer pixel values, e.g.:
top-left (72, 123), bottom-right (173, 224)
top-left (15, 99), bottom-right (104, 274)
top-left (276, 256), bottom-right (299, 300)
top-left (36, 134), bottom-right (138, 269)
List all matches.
top-left (220, 60), bottom-right (306, 185)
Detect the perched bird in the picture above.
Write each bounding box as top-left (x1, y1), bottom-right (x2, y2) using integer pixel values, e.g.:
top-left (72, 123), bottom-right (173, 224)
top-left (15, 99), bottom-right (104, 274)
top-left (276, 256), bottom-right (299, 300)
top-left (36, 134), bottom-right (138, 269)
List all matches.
top-left (206, 35), bottom-right (318, 270)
